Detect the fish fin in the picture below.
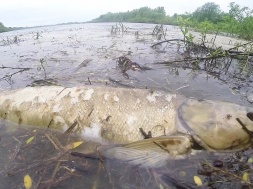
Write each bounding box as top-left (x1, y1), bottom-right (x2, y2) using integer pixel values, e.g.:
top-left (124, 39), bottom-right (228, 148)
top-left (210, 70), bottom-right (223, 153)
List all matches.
top-left (103, 136), bottom-right (192, 168)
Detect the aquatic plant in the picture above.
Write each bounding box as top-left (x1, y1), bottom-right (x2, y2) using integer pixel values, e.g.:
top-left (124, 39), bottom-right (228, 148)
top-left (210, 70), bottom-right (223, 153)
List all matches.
top-left (152, 24), bottom-right (167, 40)
top-left (13, 36), bottom-right (19, 44)
top-left (110, 22), bottom-right (128, 36)
top-left (38, 58), bottom-right (47, 79)
top-left (33, 32), bottom-right (42, 40)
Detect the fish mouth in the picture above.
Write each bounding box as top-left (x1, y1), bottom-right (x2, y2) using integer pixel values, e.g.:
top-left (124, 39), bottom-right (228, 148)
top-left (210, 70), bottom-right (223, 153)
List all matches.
top-left (178, 99), bottom-right (253, 151)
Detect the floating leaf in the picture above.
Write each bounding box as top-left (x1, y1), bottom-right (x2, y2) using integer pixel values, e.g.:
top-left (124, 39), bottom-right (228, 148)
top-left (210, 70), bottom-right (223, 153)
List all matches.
top-left (26, 136), bottom-right (35, 144)
top-left (243, 172), bottom-right (249, 182)
top-left (72, 141), bottom-right (84, 148)
top-left (179, 171), bottom-right (186, 177)
top-left (248, 157), bottom-right (253, 163)
top-left (194, 175), bottom-right (202, 186)
top-left (24, 174), bottom-right (32, 189)
top-left (66, 141), bottom-right (84, 150)
top-left (159, 183), bottom-right (164, 189)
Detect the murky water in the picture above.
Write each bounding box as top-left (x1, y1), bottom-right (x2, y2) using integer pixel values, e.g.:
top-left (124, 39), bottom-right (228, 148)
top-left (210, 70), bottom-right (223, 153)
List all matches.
top-left (0, 23), bottom-right (252, 105)
top-left (0, 23), bottom-right (253, 188)
top-left (0, 120), bottom-right (238, 189)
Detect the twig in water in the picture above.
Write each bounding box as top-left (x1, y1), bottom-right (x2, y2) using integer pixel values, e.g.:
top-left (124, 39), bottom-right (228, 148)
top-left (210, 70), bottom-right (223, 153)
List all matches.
top-left (139, 128), bottom-right (152, 139)
top-left (46, 161), bottom-right (61, 189)
top-left (45, 133), bottom-right (64, 152)
top-left (151, 39), bottom-right (185, 48)
top-left (228, 41), bottom-right (253, 51)
top-left (73, 59), bottom-right (92, 72)
top-left (64, 121), bottom-right (78, 134)
top-left (88, 77), bottom-right (92, 85)
top-left (236, 118), bottom-right (253, 138)
top-left (0, 66), bottom-right (32, 70)
top-left (70, 152), bottom-right (100, 160)
top-left (1, 68), bottom-right (31, 85)
top-left (39, 58), bottom-right (47, 78)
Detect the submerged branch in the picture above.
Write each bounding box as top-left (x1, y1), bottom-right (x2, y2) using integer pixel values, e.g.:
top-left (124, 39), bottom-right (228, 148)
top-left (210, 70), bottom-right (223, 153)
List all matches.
top-left (1, 68), bottom-right (31, 85)
top-left (236, 118), bottom-right (253, 138)
top-left (228, 40), bottom-right (253, 51)
top-left (151, 39), bottom-right (185, 48)
top-left (0, 66), bottom-right (32, 70)
top-left (155, 55), bottom-right (226, 65)
top-left (70, 152), bottom-right (100, 160)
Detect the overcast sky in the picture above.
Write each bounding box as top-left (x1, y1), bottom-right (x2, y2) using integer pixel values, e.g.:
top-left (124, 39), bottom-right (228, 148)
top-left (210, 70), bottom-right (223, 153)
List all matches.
top-left (0, 0), bottom-right (252, 27)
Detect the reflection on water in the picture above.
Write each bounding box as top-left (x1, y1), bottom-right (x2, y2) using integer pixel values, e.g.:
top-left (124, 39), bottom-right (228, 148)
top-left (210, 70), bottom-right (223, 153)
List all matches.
top-left (1, 120), bottom-right (253, 189)
top-left (0, 120), bottom-right (209, 188)
top-left (0, 120), bottom-right (175, 188)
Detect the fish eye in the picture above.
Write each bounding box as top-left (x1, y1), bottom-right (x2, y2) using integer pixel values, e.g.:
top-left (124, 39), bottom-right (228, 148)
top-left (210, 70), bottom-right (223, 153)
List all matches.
top-left (247, 112), bottom-right (253, 121)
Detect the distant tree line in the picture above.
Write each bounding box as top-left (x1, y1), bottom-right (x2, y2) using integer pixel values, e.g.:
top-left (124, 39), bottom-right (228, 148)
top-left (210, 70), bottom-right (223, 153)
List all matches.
top-left (91, 2), bottom-right (253, 40)
top-left (0, 22), bottom-right (28, 33)
top-left (0, 22), bottom-right (11, 33)
top-left (92, 7), bottom-right (166, 24)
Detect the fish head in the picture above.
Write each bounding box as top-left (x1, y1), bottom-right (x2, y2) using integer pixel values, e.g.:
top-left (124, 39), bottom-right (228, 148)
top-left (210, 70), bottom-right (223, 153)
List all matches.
top-left (179, 99), bottom-right (253, 151)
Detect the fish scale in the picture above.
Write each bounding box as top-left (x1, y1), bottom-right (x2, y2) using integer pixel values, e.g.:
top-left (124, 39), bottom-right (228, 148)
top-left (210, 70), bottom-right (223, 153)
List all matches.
top-left (0, 86), bottom-right (179, 144)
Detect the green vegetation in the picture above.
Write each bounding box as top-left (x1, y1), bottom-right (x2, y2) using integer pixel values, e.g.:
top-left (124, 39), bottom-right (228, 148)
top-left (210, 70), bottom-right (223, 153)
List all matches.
top-left (0, 22), bottom-right (26, 33)
top-left (91, 2), bottom-right (253, 40)
top-left (92, 7), bottom-right (166, 24)
top-left (0, 22), bottom-right (11, 33)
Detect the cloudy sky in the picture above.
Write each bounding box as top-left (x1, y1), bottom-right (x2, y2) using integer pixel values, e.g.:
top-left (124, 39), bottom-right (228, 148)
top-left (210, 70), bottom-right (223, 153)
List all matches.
top-left (0, 0), bottom-right (252, 27)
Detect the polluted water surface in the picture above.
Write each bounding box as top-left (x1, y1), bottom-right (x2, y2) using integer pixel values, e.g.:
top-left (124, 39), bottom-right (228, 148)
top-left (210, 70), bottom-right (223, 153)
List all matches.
top-left (0, 23), bottom-right (253, 188)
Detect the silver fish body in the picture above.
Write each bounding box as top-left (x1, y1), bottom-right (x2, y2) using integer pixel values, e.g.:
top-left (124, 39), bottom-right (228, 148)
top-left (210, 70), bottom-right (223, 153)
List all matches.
top-left (0, 86), bottom-right (253, 151)
top-left (0, 86), bottom-right (183, 144)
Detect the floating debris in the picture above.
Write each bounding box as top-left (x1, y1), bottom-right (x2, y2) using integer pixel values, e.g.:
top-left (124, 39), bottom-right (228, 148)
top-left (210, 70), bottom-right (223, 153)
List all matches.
top-left (116, 56), bottom-right (142, 78)
top-left (24, 174), bottom-right (32, 189)
top-left (27, 78), bottom-right (58, 87)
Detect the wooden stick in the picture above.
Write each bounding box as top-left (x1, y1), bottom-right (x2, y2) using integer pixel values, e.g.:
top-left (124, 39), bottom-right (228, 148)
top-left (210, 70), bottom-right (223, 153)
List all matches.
top-left (236, 118), bottom-right (253, 138)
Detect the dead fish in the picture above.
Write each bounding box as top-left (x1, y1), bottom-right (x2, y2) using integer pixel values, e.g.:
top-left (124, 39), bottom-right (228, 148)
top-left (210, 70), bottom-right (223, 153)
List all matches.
top-left (0, 86), bottom-right (181, 144)
top-left (0, 86), bottom-right (253, 152)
